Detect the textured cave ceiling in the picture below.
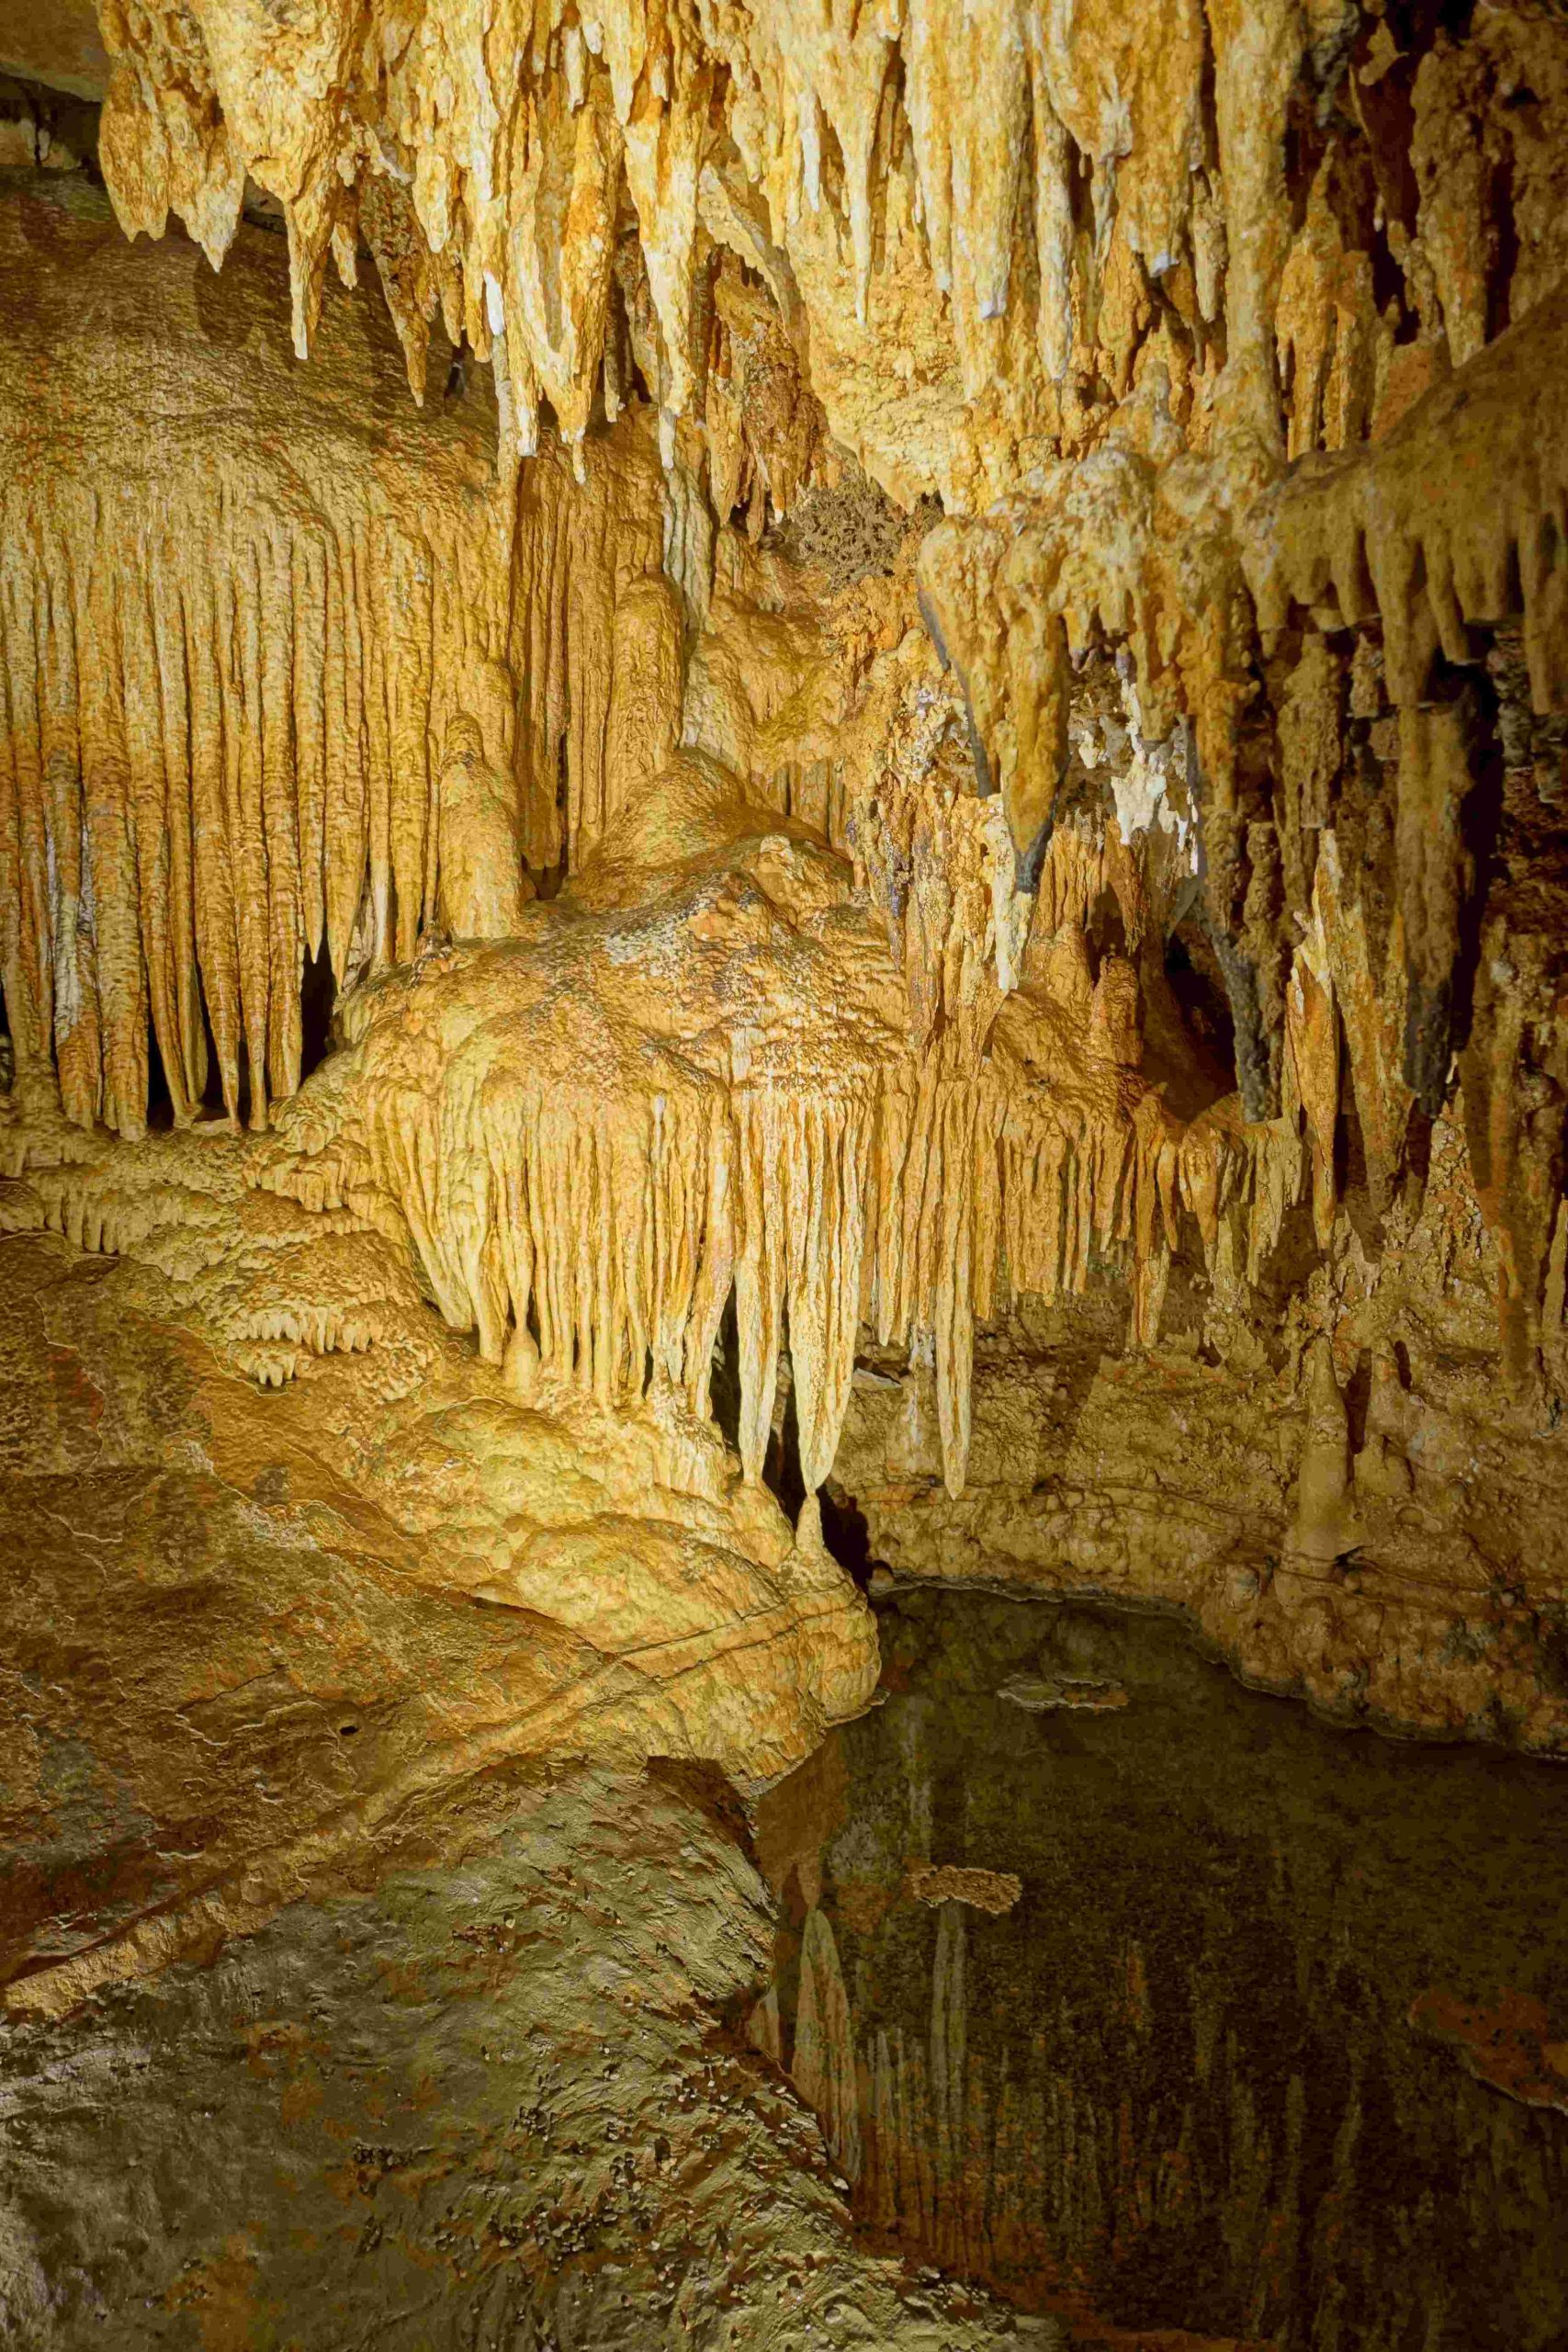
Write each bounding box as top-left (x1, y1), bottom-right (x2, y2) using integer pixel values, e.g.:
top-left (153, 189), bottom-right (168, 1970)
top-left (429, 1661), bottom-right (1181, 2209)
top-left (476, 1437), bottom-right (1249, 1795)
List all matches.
top-left (0, 2), bottom-right (1565, 2343)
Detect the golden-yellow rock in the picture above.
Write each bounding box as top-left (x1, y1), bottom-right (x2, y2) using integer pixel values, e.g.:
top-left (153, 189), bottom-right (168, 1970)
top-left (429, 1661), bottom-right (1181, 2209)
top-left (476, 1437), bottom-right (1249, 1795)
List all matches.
top-left (2, 0), bottom-right (1568, 2221)
top-left (3, 9), bottom-right (1568, 2334)
top-left (436, 712), bottom-right (534, 942)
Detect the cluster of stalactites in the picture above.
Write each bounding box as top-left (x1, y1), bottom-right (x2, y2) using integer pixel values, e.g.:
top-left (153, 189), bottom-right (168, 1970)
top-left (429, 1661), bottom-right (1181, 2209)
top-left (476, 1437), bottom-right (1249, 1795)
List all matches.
top-left (0, 425), bottom-right (669, 1139)
top-left (98, 0), bottom-right (740, 476)
top-left (255, 982), bottom-right (1318, 1499)
top-left (910, 274), bottom-right (1568, 1380)
top-left (88, 0), bottom-right (1568, 535)
top-left (80, 0), bottom-right (1337, 482)
top-left (0, 492), bottom-right (431, 1136)
top-left (1257, 286), bottom-right (1568, 1376)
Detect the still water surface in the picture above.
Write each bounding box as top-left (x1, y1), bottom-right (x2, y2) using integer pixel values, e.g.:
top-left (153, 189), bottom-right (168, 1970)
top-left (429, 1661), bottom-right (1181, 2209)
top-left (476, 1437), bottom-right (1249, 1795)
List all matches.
top-left (756, 1589), bottom-right (1568, 2350)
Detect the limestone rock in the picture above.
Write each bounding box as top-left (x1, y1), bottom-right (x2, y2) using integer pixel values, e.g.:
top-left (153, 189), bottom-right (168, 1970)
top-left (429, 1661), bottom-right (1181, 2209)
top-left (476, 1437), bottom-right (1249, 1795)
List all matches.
top-left (2, 6), bottom-right (1568, 2331)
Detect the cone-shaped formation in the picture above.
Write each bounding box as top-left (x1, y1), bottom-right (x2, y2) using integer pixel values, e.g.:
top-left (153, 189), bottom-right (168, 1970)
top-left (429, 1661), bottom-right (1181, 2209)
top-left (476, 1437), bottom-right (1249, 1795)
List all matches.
top-left (1250, 286), bottom-right (1568, 717)
top-left (914, 291), bottom-right (1568, 1380)
top-left (2, 2), bottom-right (1568, 1809)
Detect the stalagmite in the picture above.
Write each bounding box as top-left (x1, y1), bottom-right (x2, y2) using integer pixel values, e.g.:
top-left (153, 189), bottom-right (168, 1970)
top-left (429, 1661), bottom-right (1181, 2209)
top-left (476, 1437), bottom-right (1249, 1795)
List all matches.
top-left (0, 0), bottom-right (1566, 1855)
top-left (1285, 929), bottom-right (1339, 1252)
top-left (604, 573), bottom-right (685, 830)
top-left (437, 709), bottom-right (533, 943)
top-left (1289, 1334), bottom-right (1359, 1566)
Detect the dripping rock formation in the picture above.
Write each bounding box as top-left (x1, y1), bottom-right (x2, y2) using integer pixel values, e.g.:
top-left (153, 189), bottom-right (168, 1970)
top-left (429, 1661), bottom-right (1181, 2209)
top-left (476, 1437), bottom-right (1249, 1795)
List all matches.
top-left (0, 0), bottom-right (1565, 2342)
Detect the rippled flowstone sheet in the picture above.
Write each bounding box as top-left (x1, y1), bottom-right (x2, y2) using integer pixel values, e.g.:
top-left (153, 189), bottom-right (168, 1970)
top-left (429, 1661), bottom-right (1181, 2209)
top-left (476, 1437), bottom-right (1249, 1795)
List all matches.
top-left (756, 1589), bottom-right (1568, 2352)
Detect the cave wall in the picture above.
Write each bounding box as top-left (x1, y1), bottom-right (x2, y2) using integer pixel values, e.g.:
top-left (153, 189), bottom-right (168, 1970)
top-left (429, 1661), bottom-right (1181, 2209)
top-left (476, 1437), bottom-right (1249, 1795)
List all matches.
top-left (0, 6), bottom-right (1567, 2344)
top-left (0, 176), bottom-right (678, 1135)
top-left (0, 4), bottom-right (1564, 1818)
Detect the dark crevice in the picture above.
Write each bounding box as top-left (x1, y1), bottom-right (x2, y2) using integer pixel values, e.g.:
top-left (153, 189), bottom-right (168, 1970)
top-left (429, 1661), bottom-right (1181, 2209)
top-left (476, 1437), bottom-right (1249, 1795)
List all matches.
top-left (299, 940), bottom-right (337, 1080)
top-left (1403, 664), bottom-right (1506, 1116)
top-left (1165, 925), bottom-right (1237, 1094)
top-left (531, 737), bottom-right (572, 901)
top-left (818, 1483), bottom-right (882, 1593)
top-left (144, 1015), bottom-right (175, 1132)
top-left (762, 1356), bottom-right (807, 1524)
top-left (197, 987), bottom-right (227, 1117)
top-left (710, 1288), bottom-right (743, 1456)
top-left (1087, 884), bottom-right (1127, 969)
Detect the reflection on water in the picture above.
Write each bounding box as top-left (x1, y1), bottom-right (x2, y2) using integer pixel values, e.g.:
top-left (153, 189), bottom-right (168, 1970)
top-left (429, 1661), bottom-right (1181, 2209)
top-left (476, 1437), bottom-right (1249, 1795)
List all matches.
top-left (754, 1590), bottom-right (1568, 2350)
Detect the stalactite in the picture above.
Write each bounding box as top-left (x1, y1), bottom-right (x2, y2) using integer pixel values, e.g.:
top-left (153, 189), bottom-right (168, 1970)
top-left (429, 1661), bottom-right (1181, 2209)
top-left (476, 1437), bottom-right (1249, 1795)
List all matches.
top-left (0, 389), bottom-right (674, 1140)
top-left (1275, 158), bottom-right (1382, 462)
top-left (0, 556), bottom-right (46, 1103)
top-left (292, 534), bottom-right (328, 967)
top-left (72, 0), bottom-right (1201, 500)
top-left (903, 0), bottom-right (1030, 399)
top-left (251, 853), bottom-right (1325, 1507)
top-left (1252, 291), bottom-right (1568, 1347)
top-left (13, 41), bottom-right (1566, 1494)
top-left (79, 533), bottom-right (147, 1138)
top-left (1252, 285), bottom-right (1568, 718)
top-left (85, 0), bottom-right (1568, 549)
top-left (1285, 925), bottom-right (1339, 1253)
top-left (511, 424), bottom-right (668, 875)
top-left (323, 530), bottom-right (368, 1000)
top-left (1203, 0), bottom-right (1305, 437)
top-left (39, 555), bottom-right (99, 1130)
top-left (4, 506), bottom-right (1375, 1518)
top-left (915, 462), bottom-right (1271, 1114)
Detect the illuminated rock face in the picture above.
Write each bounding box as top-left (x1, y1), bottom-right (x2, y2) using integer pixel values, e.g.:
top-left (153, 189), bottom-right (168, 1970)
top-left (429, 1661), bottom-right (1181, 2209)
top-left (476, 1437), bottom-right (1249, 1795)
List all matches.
top-left (0, 1), bottom-right (1566, 2333)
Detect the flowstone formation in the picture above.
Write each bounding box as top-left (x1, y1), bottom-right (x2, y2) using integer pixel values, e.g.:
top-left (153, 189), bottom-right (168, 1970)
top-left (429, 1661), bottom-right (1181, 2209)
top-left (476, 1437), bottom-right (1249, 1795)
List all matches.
top-left (0, 0), bottom-right (1566, 2339)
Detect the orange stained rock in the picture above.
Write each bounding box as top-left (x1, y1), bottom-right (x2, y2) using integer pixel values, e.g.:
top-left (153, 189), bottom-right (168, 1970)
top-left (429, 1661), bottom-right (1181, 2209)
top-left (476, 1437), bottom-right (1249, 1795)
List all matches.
top-left (1409, 1986), bottom-right (1568, 2115)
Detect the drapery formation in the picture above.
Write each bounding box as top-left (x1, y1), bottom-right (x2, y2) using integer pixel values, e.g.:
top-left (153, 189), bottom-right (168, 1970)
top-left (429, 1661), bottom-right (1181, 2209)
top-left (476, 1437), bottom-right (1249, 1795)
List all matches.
top-left (0, 187), bottom-right (671, 1136)
top-left (0, 452), bottom-right (666, 1133)
top-left (0, 486), bottom-right (486, 1131)
top-left (260, 1046), bottom-right (1308, 1502)
top-left (245, 796), bottom-right (1325, 1501)
top-left (3, 0), bottom-right (1566, 1494)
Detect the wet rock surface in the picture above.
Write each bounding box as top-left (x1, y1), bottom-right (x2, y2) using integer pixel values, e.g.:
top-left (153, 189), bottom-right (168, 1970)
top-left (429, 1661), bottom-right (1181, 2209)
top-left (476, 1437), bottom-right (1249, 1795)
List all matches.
top-left (2, 6), bottom-right (1568, 2340)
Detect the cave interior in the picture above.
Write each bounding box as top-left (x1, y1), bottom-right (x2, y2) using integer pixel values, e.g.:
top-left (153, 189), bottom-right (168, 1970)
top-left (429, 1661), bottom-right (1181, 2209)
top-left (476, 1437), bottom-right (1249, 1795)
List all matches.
top-left (0, 1), bottom-right (1566, 2345)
